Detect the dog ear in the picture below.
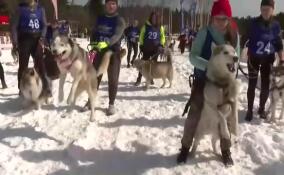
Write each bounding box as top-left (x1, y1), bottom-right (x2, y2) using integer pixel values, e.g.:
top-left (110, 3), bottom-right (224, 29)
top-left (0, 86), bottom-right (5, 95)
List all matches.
top-left (212, 45), bottom-right (224, 56)
top-left (68, 38), bottom-right (74, 48)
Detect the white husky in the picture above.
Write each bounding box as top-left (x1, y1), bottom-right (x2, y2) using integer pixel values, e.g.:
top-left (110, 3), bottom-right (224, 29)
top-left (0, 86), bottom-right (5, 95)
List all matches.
top-left (191, 45), bottom-right (240, 154)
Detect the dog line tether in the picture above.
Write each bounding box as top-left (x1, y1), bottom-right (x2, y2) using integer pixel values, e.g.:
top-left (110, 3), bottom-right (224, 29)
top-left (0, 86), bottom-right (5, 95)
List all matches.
top-left (182, 74), bottom-right (195, 117)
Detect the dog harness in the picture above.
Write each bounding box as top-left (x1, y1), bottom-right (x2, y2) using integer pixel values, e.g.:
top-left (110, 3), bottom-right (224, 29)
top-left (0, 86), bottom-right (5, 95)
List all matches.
top-left (56, 56), bottom-right (78, 72)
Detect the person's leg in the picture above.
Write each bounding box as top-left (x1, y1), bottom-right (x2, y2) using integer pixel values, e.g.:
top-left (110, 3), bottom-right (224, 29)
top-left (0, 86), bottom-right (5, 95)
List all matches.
top-left (177, 79), bottom-right (205, 163)
top-left (0, 62), bottom-right (7, 88)
top-left (131, 42), bottom-right (138, 64)
top-left (107, 52), bottom-right (121, 102)
top-left (259, 57), bottom-right (274, 118)
top-left (18, 37), bottom-right (32, 91)
top-left (31, 38), bottom-right (51, 96)
top-left (126, 41), bottom-right (132, 67)
top-left (106, 47), bottom-right (121, 115)
top-left (245, 56), bottom-right (260, 121)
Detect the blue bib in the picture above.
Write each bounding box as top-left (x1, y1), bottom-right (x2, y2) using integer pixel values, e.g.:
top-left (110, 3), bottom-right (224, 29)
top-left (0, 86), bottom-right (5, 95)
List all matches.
top-left (93, 15), bottom-right (117, 43)
top-left (248, 18), bottom-right (280, 57)
top-left (129, 27), bottom-right (139, 42)
top-left (144, 24), bottom-right (161, 47)
top-left (19, 5), bottom-right (43, 33)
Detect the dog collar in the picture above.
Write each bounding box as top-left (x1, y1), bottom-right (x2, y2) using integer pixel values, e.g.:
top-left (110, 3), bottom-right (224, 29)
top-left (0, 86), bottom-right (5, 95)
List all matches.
top-left (56, 57), bottom-right (78, 71)
top-left (206, 77), bottom-right (229, 89)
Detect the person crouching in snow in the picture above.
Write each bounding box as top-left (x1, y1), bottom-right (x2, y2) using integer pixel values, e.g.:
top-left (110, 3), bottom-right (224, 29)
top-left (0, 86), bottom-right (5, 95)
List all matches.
top-left (177, 0), bottom-right (240, 166)
top-left (11, 0), bottom-right (51, 97)
top-left (134, 11), bottom-right (166, 86)
top-left (243, 0), bottom-right (284, 122)
top-left (84, 0), bottom-right (125, 116)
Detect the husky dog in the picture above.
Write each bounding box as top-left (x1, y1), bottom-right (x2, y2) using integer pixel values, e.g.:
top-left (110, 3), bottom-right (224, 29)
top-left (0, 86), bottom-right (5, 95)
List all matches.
top-left (133, 48), bottom-right (173, 90)
top-left (169, 39), bottom-right (176, 52)
top-left (267, 64), bottom-right (284, 122)
top-left (20, 68), bottom-right (48, 109)
top-left (191, 45), bottom-right (239, 160)
top-left (51, 35), bottom-right (112, 122)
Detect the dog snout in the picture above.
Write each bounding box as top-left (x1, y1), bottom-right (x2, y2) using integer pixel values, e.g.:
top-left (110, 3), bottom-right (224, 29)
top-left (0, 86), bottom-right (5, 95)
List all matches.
top-left (233, 56), bottom-right (239, 62)
top-left (52, 50), bottom-right (57, 55)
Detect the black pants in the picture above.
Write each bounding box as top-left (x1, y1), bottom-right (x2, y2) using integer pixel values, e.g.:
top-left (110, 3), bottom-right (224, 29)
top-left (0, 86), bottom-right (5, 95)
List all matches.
top-left (247, 55), bottom-right (275, 113)
top-left (0, 62), bottom-right (6, 87)
top-left (127, 41), bottom-right (138, 65)
top-left (135, 47), bottom-right (159, 83)
top-left (17, 33), bottom-right (49, 90)
top-left (93, 47), bottom-right (121, 105)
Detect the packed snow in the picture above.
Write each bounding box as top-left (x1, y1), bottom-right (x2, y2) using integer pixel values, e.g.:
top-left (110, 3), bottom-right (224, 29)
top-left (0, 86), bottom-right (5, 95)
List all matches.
top-left (0, 39), bottom-right (283, 175)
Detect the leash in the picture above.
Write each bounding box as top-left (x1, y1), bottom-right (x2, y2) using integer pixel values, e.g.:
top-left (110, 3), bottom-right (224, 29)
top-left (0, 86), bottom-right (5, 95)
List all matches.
top-left (182, 73), bottom-right (194, 117)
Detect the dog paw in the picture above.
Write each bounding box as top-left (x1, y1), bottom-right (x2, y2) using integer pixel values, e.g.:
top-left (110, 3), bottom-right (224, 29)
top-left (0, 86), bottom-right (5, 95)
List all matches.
top-left (89, 116), bottom-right (96, 122)
top-left (58, 95), bottom-right (64, 103)
top-left (67, 96), bottom-right (73, 105)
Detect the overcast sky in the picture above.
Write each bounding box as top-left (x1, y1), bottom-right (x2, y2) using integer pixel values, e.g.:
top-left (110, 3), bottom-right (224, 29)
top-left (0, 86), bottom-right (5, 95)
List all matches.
top-left (72, 0), bottom-right (284, 17)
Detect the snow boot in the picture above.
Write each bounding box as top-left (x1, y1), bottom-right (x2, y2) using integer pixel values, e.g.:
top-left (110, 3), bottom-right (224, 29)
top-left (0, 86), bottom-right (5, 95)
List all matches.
top-left (106, 104), bottom-right (115, 116)
top-left (245, 110), bottom-right (253, 122)
top-left (258, 108), bottom-right (267, 119)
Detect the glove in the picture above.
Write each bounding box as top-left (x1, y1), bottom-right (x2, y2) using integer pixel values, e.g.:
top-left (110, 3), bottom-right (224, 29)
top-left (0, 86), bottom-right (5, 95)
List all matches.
top-left (90, 41), bottom-right (108, 52)
top-left (158, 46), bottom-right (164, 54)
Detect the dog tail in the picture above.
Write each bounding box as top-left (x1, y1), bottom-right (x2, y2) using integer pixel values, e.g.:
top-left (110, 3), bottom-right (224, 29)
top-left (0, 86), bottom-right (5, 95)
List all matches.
top-left (96, 50), bottom-right (112, 77)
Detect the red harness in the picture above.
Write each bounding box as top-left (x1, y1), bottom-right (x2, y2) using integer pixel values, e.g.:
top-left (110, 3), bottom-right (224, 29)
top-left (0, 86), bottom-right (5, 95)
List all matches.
top-left (56, 56), bottom-right (78, 71)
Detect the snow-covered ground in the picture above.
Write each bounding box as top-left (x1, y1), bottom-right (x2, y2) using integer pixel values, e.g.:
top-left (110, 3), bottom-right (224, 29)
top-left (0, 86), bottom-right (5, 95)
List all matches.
top-left (0, 39), bottom-right (283, 175)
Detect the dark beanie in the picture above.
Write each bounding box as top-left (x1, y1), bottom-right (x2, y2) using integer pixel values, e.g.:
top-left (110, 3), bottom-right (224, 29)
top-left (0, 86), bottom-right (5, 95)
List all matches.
top-left (105, 0), bottom-right (117, 3)
top-left (261, 0), bottom-right (275, 8)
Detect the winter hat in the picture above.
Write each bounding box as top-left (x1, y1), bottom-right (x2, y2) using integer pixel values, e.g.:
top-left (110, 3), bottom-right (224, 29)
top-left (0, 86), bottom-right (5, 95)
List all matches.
top-left (105, 0), bottom-right (118, 4)
top-left (211, 0), bottom-right (232, 18)
top-left (261, 0), bottom-right (275, 8)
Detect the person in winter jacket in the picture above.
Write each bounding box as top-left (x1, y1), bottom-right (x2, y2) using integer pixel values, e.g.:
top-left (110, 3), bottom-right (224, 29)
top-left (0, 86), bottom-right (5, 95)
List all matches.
top-left (134, 11), bottom-right (166, 86)
top-left (243, 0), bottom-right (284, 122)
top-left (124, 20), bottom-right (139, 68)
top-left (11, 0), bottom-right (51, 96)
top-left (86, 0), bottom-right (125, 115)
top-left (177, 0), bottom-right (240, 166)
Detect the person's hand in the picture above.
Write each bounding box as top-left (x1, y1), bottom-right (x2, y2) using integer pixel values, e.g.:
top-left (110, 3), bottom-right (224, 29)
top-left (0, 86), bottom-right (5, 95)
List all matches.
top-left (139, 45), bottom-right (144, 52)
top-left (158, 46), bottom-right (164, 54)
